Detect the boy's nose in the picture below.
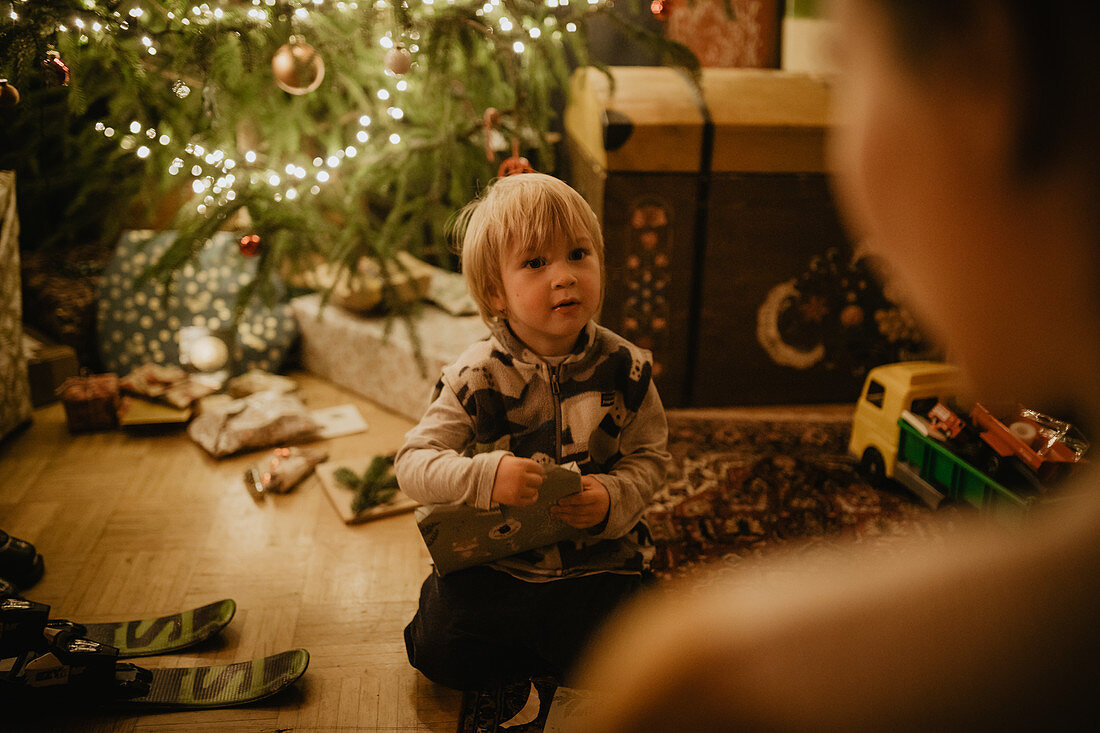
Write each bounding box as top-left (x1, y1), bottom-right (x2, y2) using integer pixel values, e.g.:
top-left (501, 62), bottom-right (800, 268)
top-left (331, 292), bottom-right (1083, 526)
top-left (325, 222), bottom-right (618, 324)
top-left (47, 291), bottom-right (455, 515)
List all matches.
top-left (552, 267), bottom-right (577, 287)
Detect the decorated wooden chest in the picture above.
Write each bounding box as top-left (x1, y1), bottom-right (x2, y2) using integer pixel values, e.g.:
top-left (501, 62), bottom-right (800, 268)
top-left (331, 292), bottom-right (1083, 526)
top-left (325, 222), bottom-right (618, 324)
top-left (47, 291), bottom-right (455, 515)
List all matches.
top-left (565, 67), bottom-right (931, 408)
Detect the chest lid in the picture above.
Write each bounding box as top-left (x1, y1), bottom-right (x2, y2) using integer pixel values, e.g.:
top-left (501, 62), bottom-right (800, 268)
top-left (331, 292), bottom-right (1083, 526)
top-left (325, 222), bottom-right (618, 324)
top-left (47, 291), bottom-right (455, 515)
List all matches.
top-left (565, 66), bottom-right (833, 174)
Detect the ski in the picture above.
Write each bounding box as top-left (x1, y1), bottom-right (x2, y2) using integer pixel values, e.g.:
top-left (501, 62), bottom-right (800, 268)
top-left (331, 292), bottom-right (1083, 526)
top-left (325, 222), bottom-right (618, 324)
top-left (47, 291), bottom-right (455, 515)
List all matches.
top-left (113, 648), bottom-right (310, 709)
top-left (2, 599), bottom-right (307, 710)
top-left (74, 599), bottom-right (237, 658)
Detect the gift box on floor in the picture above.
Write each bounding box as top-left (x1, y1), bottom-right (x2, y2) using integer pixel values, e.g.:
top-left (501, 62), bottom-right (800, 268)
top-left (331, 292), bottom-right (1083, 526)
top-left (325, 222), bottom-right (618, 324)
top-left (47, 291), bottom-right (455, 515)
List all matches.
top-left (57, 372), bottom-right (121, 432)
top-left (290, 294), bottom-right (488, 421)
top-left (23, 326), bottom-right (80, 407)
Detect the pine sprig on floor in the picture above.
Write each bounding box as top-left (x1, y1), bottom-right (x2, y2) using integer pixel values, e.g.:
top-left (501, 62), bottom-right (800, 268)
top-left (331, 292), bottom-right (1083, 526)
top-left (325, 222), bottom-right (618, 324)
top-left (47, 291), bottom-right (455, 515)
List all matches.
top-left (334, 455), bottom-right (400, 514)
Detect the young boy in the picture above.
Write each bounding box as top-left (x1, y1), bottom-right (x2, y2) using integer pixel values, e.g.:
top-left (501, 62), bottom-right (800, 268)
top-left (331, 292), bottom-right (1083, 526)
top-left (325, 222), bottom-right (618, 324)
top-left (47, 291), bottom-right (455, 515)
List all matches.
top-left (395, 173), bottom-right (671, 691)
top-left (573, 1), bottom-right (1100, 731)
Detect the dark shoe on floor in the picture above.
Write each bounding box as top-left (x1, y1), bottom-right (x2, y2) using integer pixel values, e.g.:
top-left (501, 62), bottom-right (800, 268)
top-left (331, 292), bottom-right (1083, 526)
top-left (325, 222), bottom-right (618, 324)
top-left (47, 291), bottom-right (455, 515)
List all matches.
top-left (0, 576), bottom-right (21, 600)
top-left (0, 530), bottom-right (45, 590)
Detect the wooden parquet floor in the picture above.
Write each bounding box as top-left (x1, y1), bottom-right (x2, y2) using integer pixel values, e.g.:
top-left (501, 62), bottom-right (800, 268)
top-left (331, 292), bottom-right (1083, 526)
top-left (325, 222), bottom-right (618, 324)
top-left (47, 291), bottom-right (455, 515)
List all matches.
top-left (0, 374), bottom-right (461, 732)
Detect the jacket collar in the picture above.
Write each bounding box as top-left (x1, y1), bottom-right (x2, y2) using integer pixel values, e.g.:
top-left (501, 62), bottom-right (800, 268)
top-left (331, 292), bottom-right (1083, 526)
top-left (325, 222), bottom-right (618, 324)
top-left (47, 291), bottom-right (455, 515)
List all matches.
top-left (490, 319), bottom-right (599, 372)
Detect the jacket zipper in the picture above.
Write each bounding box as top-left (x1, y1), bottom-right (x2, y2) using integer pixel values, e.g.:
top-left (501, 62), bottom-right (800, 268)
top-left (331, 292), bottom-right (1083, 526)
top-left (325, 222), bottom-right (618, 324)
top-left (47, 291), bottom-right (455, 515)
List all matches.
top-left (549, 364), bottom-right (562, 462)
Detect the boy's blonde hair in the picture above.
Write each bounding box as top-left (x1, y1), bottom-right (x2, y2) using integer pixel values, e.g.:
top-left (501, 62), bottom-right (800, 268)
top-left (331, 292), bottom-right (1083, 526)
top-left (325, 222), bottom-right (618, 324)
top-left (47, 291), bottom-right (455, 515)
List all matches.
top-left (452, 173), bottom-right (605, 324)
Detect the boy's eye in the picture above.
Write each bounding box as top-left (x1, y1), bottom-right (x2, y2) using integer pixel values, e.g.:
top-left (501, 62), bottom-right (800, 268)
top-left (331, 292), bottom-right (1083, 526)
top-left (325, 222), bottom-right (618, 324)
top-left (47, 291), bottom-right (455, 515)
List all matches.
top-left (568, 247), bottom-right (589, 261)
top-left (523, 257), bottom-right (546, 269)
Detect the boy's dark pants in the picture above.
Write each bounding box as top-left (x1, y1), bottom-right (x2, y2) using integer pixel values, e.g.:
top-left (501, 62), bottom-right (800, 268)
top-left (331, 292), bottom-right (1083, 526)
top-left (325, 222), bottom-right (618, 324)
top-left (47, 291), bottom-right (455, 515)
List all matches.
top-left (404, 565), bottom-right (643, 691)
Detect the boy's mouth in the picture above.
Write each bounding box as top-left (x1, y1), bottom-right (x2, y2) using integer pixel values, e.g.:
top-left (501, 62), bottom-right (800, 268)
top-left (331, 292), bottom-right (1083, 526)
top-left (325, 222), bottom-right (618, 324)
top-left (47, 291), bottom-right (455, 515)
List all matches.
top-left (553, 299), bottom-right (580, 311)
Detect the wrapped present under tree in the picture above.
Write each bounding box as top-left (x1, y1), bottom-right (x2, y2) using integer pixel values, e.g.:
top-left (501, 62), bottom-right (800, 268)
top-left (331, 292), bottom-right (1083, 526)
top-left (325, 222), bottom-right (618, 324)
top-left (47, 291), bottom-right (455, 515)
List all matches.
top-left (57, 372), bottom-right (121, 433)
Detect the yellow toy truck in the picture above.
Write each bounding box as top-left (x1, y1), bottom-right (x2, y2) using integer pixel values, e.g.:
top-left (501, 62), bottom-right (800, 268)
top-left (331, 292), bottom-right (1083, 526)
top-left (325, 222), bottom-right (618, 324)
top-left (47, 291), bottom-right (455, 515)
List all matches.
top-left (849, 361), bottom-right (1035, 516)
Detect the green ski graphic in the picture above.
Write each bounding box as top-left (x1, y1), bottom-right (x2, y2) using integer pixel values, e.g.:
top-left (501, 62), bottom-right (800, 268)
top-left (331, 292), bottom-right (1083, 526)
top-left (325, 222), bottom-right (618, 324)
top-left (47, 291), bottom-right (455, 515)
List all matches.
top-left (78, 599), bottom-right (236, 658)
top-left (2, 598), bottom-right (307, 710)
top-left (117, 648), bottom-right (309, 709)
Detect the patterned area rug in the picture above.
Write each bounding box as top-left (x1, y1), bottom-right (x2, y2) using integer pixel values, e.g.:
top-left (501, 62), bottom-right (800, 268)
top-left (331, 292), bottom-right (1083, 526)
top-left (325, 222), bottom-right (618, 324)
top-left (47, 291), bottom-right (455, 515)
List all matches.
top-left (649, 412), bottom-right (961, 579)
top-left (455, 411), bottom-right (960, 732)
top-left (457, 677), bottom-right (559, 733)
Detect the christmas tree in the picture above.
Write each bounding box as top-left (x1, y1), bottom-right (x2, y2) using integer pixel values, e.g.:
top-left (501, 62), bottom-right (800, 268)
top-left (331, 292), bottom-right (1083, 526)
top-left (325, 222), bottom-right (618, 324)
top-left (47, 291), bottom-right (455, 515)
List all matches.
top-left (1, 0), bottom-right (696, 311)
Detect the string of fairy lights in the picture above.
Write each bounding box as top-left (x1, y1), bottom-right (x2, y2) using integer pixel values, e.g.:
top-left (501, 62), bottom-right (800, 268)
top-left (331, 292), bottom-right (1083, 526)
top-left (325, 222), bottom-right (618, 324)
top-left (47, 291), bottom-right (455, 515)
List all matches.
top-left (7, 0), bottom-right (592, 214)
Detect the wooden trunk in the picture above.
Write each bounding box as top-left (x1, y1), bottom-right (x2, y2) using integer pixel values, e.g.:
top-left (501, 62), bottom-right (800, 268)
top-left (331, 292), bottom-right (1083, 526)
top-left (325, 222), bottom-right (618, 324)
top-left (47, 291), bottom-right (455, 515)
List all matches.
top-left (565, 67), bottom-right (862, 407)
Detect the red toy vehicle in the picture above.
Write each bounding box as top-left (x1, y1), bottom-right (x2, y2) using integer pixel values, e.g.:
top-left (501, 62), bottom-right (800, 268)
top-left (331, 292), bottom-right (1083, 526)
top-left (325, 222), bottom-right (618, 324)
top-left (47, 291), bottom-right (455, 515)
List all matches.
top-left (927, 402), bottom-right (967, 440)
top-left (970, 403), bottom-right (1089, 484)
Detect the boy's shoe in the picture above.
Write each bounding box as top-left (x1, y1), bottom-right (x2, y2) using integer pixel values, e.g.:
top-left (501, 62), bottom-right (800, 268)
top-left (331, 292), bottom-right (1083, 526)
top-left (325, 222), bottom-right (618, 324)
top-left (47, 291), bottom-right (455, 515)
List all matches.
top-left (0, 530), bottom-right (45, 590)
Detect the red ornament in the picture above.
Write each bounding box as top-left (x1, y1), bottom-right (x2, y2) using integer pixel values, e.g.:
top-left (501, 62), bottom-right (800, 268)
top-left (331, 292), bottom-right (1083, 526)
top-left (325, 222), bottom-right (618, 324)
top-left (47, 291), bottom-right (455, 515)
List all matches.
top-left (497, 139), bottom-right (536, 177)
top-left (650, 0), bottom-right (673, 21)
top-left (239, 234), bottom-right (262, 257)
top-left (42, 50), bottom-right (70, 86)
top-left (498, 155), bottom-right (535, 177)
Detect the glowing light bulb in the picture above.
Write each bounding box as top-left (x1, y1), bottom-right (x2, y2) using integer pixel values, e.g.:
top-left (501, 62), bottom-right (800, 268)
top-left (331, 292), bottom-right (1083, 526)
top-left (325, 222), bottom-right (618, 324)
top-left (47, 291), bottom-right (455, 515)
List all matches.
top-left (188, 335), bottom-right (228, 371)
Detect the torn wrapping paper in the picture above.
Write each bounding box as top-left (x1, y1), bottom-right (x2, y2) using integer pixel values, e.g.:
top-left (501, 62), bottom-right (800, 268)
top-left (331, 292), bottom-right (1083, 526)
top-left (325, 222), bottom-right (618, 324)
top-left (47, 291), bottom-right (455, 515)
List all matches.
top-left (187, 390), bottom-right (321, 458)
top-left (120, 363), bottom-right (218, 408)
top-left (226, 369), bottom-right (298, 398)
top-left (415, 466), bottom-right (586, 576)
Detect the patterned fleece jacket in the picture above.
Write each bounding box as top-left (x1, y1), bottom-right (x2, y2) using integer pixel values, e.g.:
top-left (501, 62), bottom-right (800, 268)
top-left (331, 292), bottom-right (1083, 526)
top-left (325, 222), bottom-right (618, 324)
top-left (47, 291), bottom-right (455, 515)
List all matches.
top-left (394, 319), bottom-right (671, 582)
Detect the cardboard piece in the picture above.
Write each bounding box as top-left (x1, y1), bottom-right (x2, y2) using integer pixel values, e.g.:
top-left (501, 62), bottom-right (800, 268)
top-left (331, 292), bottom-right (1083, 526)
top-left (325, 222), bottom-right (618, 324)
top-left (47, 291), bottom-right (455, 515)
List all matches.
top-left (315, 459), bottom-right (419, 525)
top-left (309, 403), bottom-right (369, 439)
top-left (119, 396), bottom-right (192, 427)
top-left (416, 466), bottom-right (585, 576)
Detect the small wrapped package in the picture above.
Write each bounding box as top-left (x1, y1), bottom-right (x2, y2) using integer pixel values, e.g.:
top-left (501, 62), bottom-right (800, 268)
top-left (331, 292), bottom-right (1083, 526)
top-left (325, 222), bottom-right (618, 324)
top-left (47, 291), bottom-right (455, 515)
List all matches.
top-left (226, 369), bottom-right (298, 398)
top-left (244, 446), bottom-right (329, 499)
top-left (187, 390), bottom-right (321, 458)
top-left (120, 363), bottom-right (217, 408)
top-left (56, 372), bottom-right (121, 432)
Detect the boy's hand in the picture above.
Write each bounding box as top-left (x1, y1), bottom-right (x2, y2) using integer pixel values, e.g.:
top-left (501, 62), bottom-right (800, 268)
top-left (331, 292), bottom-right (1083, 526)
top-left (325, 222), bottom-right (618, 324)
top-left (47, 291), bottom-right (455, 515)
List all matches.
top-left (552, 475), bottom-right (610, 529)
top-left (492, 456), bottom-right (544, 506)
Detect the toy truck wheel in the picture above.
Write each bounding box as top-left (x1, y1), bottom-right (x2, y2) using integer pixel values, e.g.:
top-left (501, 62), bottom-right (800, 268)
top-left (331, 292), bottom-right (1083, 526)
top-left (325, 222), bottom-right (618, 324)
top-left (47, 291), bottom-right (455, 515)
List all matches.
top-left (980, 446), bottom-right (1003, 478)
top-left (860, 448), bottom-right (887, 488)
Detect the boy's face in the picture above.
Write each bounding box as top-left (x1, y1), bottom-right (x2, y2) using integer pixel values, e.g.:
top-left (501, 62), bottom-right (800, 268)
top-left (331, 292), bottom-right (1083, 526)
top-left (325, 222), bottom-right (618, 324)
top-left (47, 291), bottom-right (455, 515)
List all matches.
top-left (491, 234), bottom-right (602, 356)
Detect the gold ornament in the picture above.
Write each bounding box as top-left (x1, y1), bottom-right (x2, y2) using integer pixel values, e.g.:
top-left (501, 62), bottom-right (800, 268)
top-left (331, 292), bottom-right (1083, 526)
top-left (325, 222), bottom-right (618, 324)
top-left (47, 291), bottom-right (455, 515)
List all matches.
top-left (0, 79), bottom-right (20, 107)
top-left (384, 45), bottom-right (413, 75)
top-left (271, 36), bottom-right (325, 95)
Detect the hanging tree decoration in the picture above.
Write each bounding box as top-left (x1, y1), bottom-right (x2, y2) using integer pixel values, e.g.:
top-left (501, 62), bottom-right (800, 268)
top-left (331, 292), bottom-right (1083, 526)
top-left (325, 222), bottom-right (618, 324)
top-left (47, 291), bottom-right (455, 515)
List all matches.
top-left (498, 139), bottom-right (535, 178)
top-left (41, 49), bottom-right (70, 86)
top-left (482, 107), bottom-right (504, 162)
top-left (651, 0), bottom-right (674, 21)
top-left (239, 235), bottom-right (262, 257)
top-left (0, 80), bottom-right (20, 108)
top-left (271, 35), bottom-right (325, 95)
top-left (384, 44), bottom-right (413, 75)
